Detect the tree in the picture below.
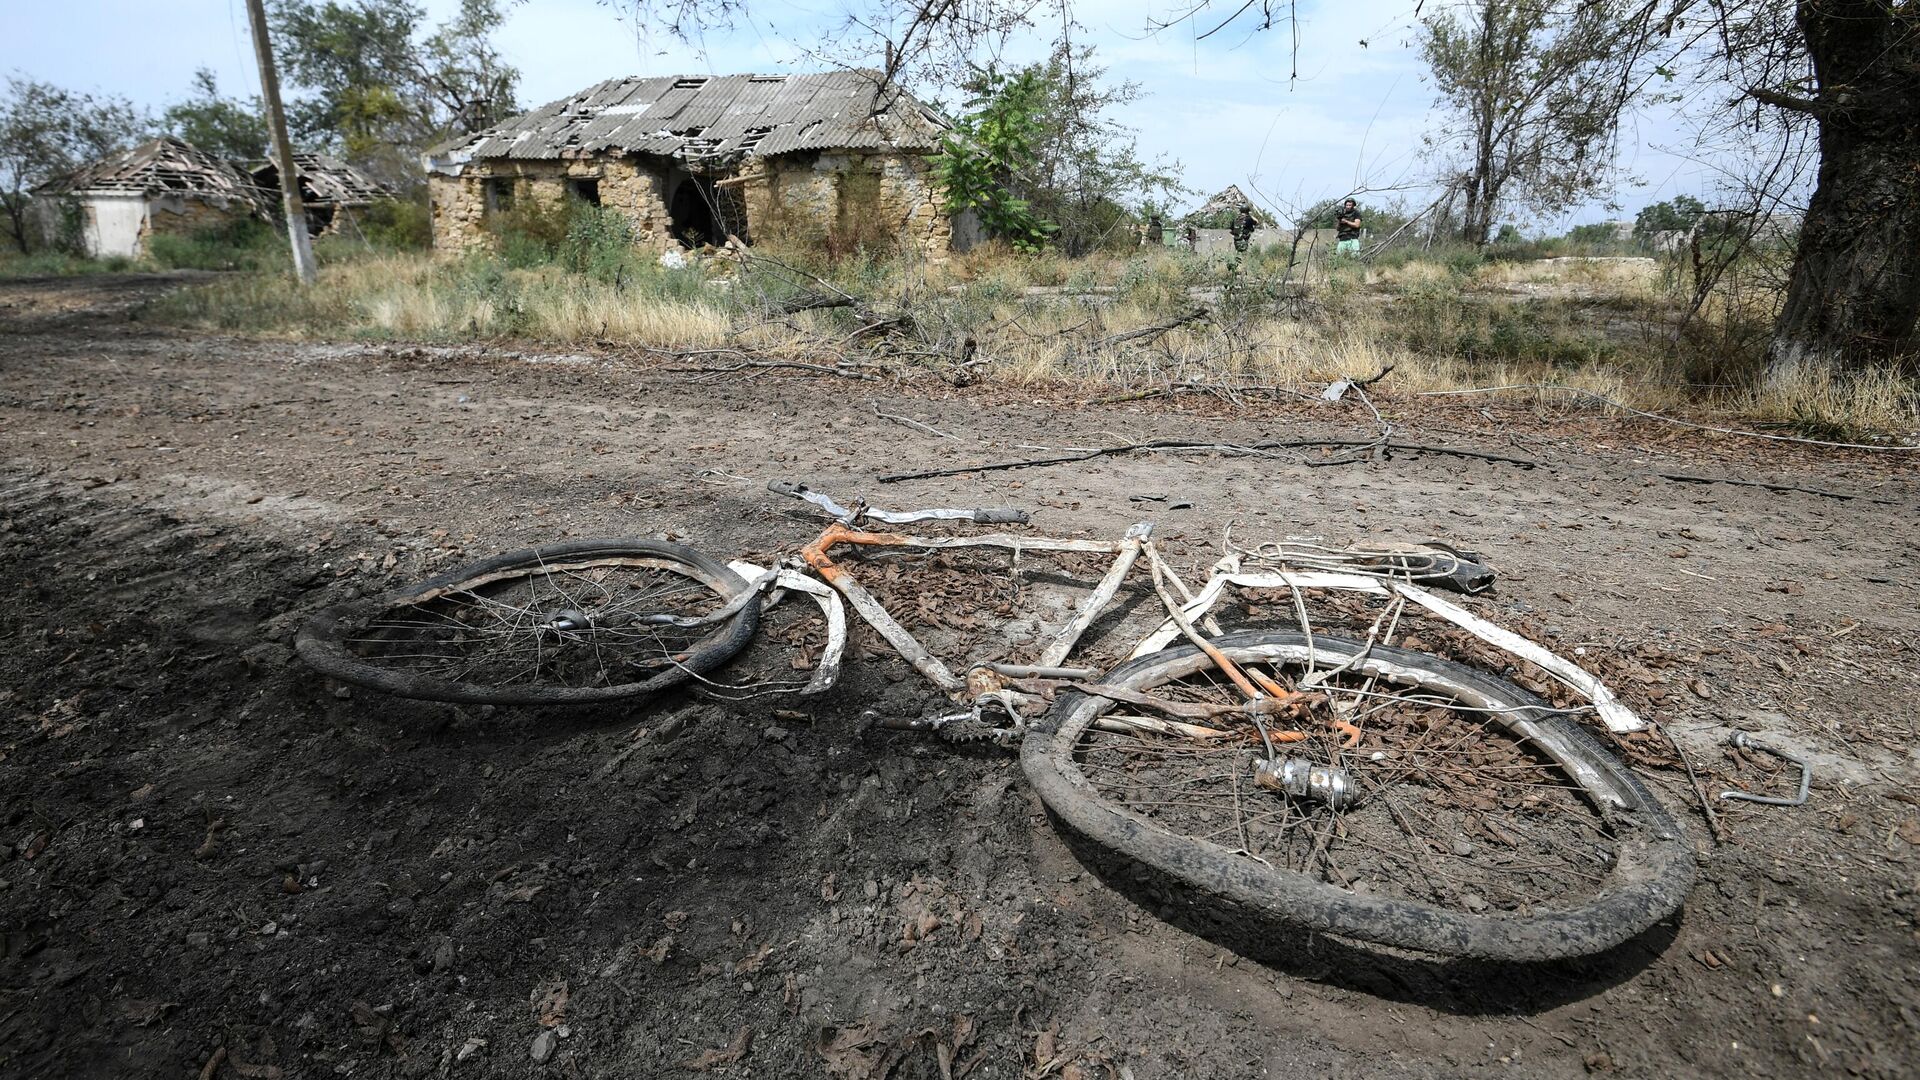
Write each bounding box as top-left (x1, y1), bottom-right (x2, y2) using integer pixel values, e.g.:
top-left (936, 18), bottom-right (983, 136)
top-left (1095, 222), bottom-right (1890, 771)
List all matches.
top-left (0, 76), bottom-right (148, 252)
top-left (934, 48), bottom-right (1187, 255)
top-left (268, 0), bottom-right (522, 184)
top-left (1729, 0), bottom-right (1920, 374)
top-left (1633, 194), bottom-right (1707, 237)
top-left (931, 69), bottom-right (1054, 253)
top-left (1419, 0), bottom-right (1672, 247)
top-left (163, 69), bottom-right (270, 162)
top-left (1017, 44), bottom-right (1187, 255)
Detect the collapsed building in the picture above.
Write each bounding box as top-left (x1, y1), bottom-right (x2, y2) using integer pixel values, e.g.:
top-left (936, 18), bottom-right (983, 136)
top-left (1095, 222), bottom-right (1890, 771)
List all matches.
top-left (423, 71), bottom-right (957, 258)
top-left (32, 136), bottom-right (274, 259)
top-left (33, 137), bottom-right (398, 257)
top-left (249, 153), bottom-right (397, 237)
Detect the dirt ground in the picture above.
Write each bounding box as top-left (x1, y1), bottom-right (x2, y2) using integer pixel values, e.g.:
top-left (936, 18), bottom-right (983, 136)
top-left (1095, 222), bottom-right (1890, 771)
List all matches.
top-left (2, 273), bottom-right (1917, 1080)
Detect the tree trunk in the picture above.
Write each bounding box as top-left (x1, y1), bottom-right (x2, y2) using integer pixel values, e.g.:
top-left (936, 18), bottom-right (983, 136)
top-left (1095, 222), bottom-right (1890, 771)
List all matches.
top-left (1764, 0), bottom-right (1920, 376)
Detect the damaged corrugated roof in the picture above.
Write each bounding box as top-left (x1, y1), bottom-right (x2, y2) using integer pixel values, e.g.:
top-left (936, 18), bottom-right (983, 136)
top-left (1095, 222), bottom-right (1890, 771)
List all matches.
top-left (251, 153), bottom-right (395, 208)
top-left (427, 71), bottom-right (949, 173)
top-left (36, 136), bottom-right (274, 216)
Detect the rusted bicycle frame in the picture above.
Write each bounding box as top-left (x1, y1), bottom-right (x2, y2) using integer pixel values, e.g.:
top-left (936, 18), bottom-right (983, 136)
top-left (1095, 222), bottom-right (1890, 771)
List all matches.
top-left (757, 480), bottom-right (1648, 751)
top-left (770, 483), bottom-right (1329, 745)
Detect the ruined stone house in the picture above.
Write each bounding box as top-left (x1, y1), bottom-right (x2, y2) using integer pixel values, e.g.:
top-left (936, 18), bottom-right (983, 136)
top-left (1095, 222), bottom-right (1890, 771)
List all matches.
top-left (32, 136), bottom-right (273, 259)
top-left (424, 71), bottom-right (956, 258)
top-left (249, 153), bottom-right (396, 237)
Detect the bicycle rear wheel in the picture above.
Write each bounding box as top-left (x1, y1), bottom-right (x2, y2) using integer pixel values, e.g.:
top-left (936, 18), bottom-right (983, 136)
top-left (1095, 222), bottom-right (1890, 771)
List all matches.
top-left (297, 538), bottom-right (758, 705)
top-left (1021, 630), bottom-right (1693, 961)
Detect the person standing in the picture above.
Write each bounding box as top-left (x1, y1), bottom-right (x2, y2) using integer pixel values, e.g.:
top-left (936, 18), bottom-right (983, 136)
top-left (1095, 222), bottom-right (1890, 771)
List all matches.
top-left (1145, 212), bottom-right (1164, 247)
top-left (1336, 198), bottom-right (1363, 256)
top-left (1231, 205), bottom-right (1258, 253)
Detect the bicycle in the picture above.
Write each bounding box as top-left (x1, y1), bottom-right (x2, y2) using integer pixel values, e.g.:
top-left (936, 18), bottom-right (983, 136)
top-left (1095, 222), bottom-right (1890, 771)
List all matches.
top-left (296, 482), bottom-right (1693, 962)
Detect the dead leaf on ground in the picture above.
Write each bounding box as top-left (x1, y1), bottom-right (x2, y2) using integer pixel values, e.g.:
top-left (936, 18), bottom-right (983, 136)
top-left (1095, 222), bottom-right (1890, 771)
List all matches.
top-left (734, 942), bottom-right (773, 976)
top-left (683, 1026), bottom-right (752, 1070)
top-left (645, 935), bottom-right (674, 963)
top-left (1034, 1021), bottom-right (1060, 1067)
top-left (817, 1023), bottom-right (883, 1078)
top-left (117, 998), bottom-right (175, 1026)
top-left (664, 910), bottom-right (690, 929)
top-left (502, 884), bottom-right (544, 903)
top-left (1895, 818), bottom-right (1920, 846)
top-left (532, 980), bottom-right (569, 1027)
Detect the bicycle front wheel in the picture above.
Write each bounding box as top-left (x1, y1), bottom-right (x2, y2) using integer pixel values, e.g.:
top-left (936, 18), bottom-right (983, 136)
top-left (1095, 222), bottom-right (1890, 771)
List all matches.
top-left (297, 539), bottom-right (759, 705)
top-left (1021, 631), bottom-right (1693, 961)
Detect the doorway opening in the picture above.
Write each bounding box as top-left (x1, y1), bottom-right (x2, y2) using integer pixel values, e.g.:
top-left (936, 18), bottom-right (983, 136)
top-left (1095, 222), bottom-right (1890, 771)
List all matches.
top-left (667, 175), bottom-right (718, 248)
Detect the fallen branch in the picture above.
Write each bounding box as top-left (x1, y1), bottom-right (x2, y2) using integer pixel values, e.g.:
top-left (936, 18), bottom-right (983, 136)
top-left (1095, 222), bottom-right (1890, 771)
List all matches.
top-left (1086, 381), bottom-right (1316, 406)
top-left (871, 403), bottom-right (956, 439)
top-left (876, 437), bottom-right (1537, 482)
top-left (1650, 470), bottom-right (1887, 503)
top-left (1088, 306), bottom-right (1209, 350)
top-left (776, 291), bottom-right (857, 314)
top-left (666, 359), bottom-right (879, 381)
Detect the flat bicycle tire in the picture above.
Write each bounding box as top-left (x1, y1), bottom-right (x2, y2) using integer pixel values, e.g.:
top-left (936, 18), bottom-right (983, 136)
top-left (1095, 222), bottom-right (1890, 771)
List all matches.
top-left (296, 538), bottom-right (758, 706)
top-left (1020, 630), bottom-right (1695, 962)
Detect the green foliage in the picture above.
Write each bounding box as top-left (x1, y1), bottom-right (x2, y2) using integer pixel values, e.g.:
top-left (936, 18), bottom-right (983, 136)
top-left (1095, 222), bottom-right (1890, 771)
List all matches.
top-left (1019, 44), bottom-right (1189, 255)
top-left (1633, 195), bottom-right (1707, 237)
top-left (0, 76), bottom-right (150, 252)
top-left (269, 0), bottom-right (521, 184)
top-left (0, 247), bottom-right (136, 278)
top-left (147, 218), bottom-right (282, 271)
top-left (1421, 0), bottom-right (1666, 244)
top-left (358, 198), bottom-right (432, 249)
top-left (162, 69), bottom-right (268, 161)
top-left (1444, 246), bottom-right (1485, 277)
top-left (932, 69), bottom-right (1055, 253)
top-left (482, 195), bottom-right (684, 283)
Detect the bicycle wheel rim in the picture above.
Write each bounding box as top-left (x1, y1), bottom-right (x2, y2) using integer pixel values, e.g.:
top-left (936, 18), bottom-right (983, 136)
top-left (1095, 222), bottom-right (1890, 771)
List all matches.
top-left (1021, 631), bottom-right (1694, 961)
top-left (296, 538), bottom-right (759, 705)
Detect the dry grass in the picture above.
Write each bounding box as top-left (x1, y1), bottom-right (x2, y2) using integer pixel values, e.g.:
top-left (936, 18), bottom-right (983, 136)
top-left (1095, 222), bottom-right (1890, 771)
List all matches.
top-left (145, 248), bottom-right (1916, 438)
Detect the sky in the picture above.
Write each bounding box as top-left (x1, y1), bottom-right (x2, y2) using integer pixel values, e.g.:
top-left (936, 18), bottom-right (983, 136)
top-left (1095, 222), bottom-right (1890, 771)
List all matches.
top-left (3, 0), bottom-right (1721, 229)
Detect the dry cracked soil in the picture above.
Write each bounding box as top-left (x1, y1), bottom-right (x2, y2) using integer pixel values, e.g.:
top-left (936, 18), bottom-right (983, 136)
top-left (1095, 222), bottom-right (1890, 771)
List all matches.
top-left (1, 272), bottom-right (1917, 1079)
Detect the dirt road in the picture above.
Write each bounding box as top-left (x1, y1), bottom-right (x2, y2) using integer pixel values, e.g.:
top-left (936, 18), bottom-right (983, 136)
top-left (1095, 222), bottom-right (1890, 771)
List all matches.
top-left (2, 274), bottom-right (1916, 1078)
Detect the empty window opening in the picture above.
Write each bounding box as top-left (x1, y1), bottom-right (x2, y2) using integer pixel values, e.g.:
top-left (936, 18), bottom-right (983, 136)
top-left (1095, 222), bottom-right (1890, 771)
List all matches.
top-left (484, 177), bottom-right (515, 216)
top-left (568, 178), bottom-right (601, 206)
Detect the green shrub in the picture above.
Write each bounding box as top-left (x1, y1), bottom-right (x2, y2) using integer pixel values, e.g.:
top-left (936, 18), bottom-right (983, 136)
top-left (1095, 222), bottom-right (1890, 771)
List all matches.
top-left (359, 198), bottom-right (432, 250)
top-left (0, 249), bottom-right (137, 277)
top-left (148, 217), bottom-right (281, 271)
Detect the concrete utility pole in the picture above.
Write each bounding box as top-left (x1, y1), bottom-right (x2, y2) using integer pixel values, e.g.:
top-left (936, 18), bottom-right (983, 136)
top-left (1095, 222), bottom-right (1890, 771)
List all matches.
top-left (244, 0), bottom-right (317, 286)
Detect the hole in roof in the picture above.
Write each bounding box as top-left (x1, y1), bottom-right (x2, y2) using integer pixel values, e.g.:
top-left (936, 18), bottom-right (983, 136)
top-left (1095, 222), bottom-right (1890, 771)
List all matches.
top-left (748, 75), bottom-right (786, 82)
top-left (673, 78), bottom-right (708, 89)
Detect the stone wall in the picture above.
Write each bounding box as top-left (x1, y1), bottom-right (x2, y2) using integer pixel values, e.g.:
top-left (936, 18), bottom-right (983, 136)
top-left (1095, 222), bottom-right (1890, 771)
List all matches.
top-left (429, 158), bottom-right (674, 255)
top-left (430, 148), bottom-right (951, 259)
top-left (736, 151), bottom-right (950, 258)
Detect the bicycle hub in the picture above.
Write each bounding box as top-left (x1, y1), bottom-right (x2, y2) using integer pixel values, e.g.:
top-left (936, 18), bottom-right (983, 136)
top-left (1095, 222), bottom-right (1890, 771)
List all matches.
top-left (1254, 757), bottom-right (1354, 810)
